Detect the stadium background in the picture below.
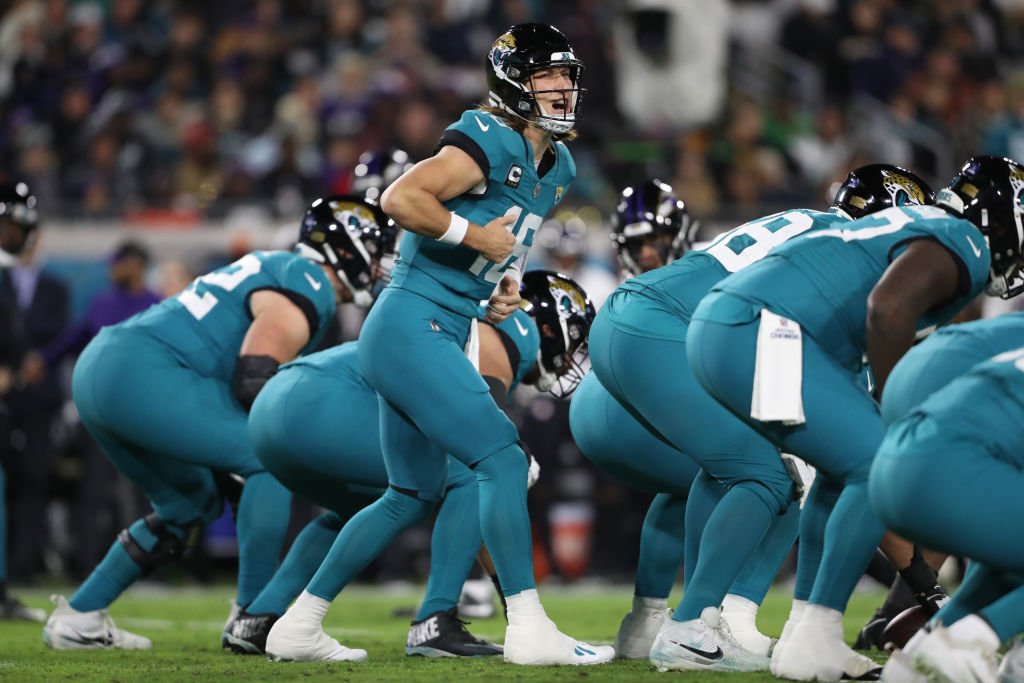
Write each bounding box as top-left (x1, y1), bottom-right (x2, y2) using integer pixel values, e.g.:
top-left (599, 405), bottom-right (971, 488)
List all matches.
top-left (1, 0), bottom-right (1020, 590)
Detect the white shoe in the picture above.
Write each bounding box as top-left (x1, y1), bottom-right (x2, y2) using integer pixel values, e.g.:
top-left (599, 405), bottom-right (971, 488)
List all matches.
top-left (999, 638), bottom-right (1024, 683)
top-left (771, 618), bottom-right (799, 677)
top-left (458, 579), bottom-right (497, 619)
top-left (221, 598), bottom-right (240, 646)
top-left (42, 594), bottom-right (152, 650)
top-left (264, 610), bottom-right (367, 662)
top-left (613, 601), bottom-right (669, 659)
top-left (648, 606), bottom-right (770, 672)
top-left (771, 613), bottom-right (880, 682)
top-left (912, 626), bottom-right (998, 683)
top-left (504, 614), bottom-right (614, 665)
top-left (880, 649), bottom-right (927, 683)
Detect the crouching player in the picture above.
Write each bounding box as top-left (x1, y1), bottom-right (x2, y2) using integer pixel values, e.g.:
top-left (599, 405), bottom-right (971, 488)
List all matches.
top-left (224, 271), bottom-right (594, 662)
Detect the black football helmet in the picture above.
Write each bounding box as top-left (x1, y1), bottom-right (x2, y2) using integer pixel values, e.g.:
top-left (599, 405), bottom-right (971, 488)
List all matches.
top-left (296, 194), bottom-right (398, 307)
top-left (486, 23), bottom-right (585, 136)
top-left (936, 155), bottom-right (1024, 298)
top-left (831, 164), bottom-right (934, 220)
top-left (0, 181), bottom-right (40, 257)
top-left (612, 179), bottom-right (698, 275)
top-left (519, 270), bottom-right (595, 398)
top-left (352, 148), bottom-right (414, 202)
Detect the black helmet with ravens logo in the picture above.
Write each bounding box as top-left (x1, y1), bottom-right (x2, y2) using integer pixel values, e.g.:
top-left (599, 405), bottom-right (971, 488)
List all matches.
top-left (612, 179), bottom-right (698, 275)
top-left (0, 180), bottom-right (40, 259)
top-left (486, 23), bottom-right (585, 136)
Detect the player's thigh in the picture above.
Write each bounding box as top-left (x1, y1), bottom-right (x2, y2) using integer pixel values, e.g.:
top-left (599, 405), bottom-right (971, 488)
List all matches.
top-left (600, 322), bottom-right (789, 496)
top-left (359, 288), bottom-right (519, 464)
top-left (570, 371), bottom-right (697, 497)
top-left (250, 366), bottom-right (388, 494)
top-left (378, 395), bottom-right (449, 502)
top-left (74, 330), bottom-right (263, 477)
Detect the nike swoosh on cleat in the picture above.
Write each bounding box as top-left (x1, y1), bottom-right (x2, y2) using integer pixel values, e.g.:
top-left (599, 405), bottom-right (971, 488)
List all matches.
top-left (668, 640), bottom-right (724, 661)
top-left (574, 645), bottom-right (595, 656)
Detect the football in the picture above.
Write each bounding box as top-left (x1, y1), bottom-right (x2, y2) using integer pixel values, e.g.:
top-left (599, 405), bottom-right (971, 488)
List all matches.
top-left (880, 605), bottom-right (931, 651)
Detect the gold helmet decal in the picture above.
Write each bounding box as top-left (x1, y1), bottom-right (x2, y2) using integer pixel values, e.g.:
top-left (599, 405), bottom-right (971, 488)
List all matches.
top-left (490, 32), bottom-right (516, 67)
top-left (881, 170), bottom-right (927, 206)
top-left (549, 278), bottom-right (588, 315)
top-left (1009, 166), bottom-right (1024, 203)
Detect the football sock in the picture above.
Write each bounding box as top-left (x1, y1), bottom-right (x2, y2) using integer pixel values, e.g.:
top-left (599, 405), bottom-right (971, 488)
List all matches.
top-left (306, 487), bottom-right (433, 601)
top-left (246, 512), bottom-right (343, 616)
top-left (933, 563), bottom-right (1015, 635)
top-left (474, 445), bottom-right (535, 596)
top-left (731, 499), bottom-right (800, 604)
top-left (794, 478), bottom-right (841, 601)
top-left (865, 548), bottom-right (898, 588)
top-left (683, 472), bottom-right (725, 586)
top-left (236, 472), bottom-right (292, 607)
top-left (878, 575), bottom-right (917, 620)
top-left (634, 492), bottom-right (686, 599)
top-left (506, 588), bottom-right (546, 625)
top-left (417, 475), bottom-right (482, 620)
top-left (674, 483), bottom-right (774, 622)
top-left (288, 590), bottom-right (331, 626)
top-left (70, 517), bottom-right (161, 612)
top-left (806, 482), bottom-right (886, 611)
top-left (898, 547), bottom-right (946, 613)
top-left (980, 582), bottom-right (1024, 643)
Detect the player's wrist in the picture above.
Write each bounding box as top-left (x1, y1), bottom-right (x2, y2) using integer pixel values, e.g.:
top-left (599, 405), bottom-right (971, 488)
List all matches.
top-left (438, 211), bottom-right (469, 245)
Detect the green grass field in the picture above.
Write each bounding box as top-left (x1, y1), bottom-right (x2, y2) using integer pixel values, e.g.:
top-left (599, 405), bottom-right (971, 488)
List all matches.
top-left (0, 584), bottom-right (889, 682)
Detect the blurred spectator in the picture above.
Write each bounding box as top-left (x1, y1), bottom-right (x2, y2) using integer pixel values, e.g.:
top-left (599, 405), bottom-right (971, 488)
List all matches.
top-left (533, 211), bottom-right (618, 310)
top-left (0, 201), bottom-right (68, 581)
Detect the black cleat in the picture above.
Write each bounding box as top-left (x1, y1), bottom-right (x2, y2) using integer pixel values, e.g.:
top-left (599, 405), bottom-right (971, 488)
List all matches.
top-left (0, 596), bottom-right (46, 622)
top-left (222, 608), bottom-right (279, 655)
top-left (853, 608), bottom-right (888, 650)
top-left (405, 607), bottom-right (503, 658)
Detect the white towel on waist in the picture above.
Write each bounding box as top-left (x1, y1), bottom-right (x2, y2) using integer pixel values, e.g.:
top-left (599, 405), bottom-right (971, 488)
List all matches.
top-left (464, 316), bottom-right (480, 371)
top-left (751, 308), bottom-right (805, 425)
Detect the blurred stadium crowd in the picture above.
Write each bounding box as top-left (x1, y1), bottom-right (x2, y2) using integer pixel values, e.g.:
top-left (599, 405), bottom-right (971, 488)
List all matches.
top-left (2, 0), bottom-right (1023, 588)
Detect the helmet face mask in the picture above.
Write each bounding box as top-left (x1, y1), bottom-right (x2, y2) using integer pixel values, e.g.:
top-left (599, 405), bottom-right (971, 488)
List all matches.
top-left (296, 195), bottom-right (397, 307)
top-left (936, 155), bottom-right (1024, 299)
top-left (612, 180), bottom-right (696, 275)
top-left (486, 23), bottom-right (585, 136)
top-left (519, 270), bottom-right (595, 398)
top-left (830, 164), bottom-right (934, 220)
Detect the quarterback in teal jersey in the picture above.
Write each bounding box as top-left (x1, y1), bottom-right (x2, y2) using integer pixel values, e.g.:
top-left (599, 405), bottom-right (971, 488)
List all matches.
top-left (873, 344), bottom-right (1024, 683)
top-left (582, 165), bottom-right (928, 673)
top-left (42, 195), bottom-right (396, 651)
top-left (688, 155), bottom-right (1024, 682)
top-left (227, 272), bottom-right (588, 662)
top-left (270, 23), bottom-right (609, 666)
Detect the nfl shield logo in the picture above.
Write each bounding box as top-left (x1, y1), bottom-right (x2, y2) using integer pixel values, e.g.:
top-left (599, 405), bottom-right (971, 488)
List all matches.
top-left (533, 182), bottom-right (541, 197)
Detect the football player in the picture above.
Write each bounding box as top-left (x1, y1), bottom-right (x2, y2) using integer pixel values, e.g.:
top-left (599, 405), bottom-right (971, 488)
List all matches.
top-left (42, 194), bottom-right (395, 650)
top-left (873, 344), bottom-right (1024, 683)
top-left (573, 178), bottom-right (802, 659)
top-left (687, 155), bottom-right (1023, 681)
top-left (271, 23), bottom-right (611, 666)
top-left (224, 271), bottom-right (592, 661)
top-left (0, 181), bottom-right (46, 622)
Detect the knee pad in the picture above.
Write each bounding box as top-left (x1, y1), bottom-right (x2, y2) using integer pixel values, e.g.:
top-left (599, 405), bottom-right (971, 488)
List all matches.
top-left (117, 512), bottom-right (203, 575)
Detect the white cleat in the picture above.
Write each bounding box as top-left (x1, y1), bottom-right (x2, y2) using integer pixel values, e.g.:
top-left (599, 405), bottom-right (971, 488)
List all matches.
top-left (1000, 638), bottom-right (1024, 683)
top-left (42, 594), bottom-right (152, 650)
top-left (613, 601), bottom-right (669, 659)
top-left (912, 626), bottom-right (998, 683)
top-left (264, 611), bottom-right (367, 663)
top-left (504, 615), bottom-right (614, 665)
top-left (771, 618), bottom-right (799, 677)
top-left (770, 614), bottom-right (880, 682)
top-left (648, 606), bottom-right (770, 673)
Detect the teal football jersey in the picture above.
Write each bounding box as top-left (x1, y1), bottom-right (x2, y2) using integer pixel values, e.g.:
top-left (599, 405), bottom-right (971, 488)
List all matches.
top-left (698, 205), bottom-right (991, 372)
top-left (389, 110), bottom-right (576, 317)
top-left (480, 306), bottom-right (540, 393)
top-left (121, 251), bottom-right (336, 381)
top-left (911, 312), bottom-right (1024, 369)
top-left (609, 209), bottom-right (848, 339)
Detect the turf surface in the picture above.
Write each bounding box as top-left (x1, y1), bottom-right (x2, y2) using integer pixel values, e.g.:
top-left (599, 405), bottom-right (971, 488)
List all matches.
top-left (0, 584), bottom-right (888, 681)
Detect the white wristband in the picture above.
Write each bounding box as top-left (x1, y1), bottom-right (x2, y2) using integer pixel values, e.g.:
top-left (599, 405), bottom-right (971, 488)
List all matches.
top-left (438, 212), bottom-right (469, 245)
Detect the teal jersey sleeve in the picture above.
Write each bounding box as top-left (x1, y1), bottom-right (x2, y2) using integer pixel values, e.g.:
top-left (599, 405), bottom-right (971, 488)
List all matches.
top-left (617, 209), bottom-right (847, 326)
top-left (120, 251), bottom-right (336, 381)
top-left (704, 205), bottom-right (991, 372)
top-left (484, 307), bottom-right (540, 393)
top-left (388, 110), bottom-right (576, 317)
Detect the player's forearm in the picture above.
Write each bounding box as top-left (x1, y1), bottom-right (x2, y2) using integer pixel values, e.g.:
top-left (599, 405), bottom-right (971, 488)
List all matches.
top-left (865, 308), bottom-right (915, 398)
top-left (382, 185), bottom-right (481, 242)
